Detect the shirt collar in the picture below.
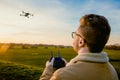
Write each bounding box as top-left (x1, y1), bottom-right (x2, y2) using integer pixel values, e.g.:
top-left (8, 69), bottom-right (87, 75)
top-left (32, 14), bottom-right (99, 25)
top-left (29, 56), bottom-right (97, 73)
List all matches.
top-left (67, 52), bottom-right (109, 66)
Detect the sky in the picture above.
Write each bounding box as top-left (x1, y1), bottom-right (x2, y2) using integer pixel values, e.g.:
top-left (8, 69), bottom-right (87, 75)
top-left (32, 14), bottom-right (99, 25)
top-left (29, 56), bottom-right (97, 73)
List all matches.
top-left (0, 0), bottom-right (120, 46)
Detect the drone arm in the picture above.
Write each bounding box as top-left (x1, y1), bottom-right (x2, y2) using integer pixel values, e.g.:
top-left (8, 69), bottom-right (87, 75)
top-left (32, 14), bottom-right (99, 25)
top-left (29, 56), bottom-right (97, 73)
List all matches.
top-left (22, 11), bottom-right (25, 13)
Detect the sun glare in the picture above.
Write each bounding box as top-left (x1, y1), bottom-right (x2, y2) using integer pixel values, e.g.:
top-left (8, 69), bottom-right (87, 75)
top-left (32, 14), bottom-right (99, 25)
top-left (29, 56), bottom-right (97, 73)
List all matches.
top-left (0, 44), bottom-right (9, 54)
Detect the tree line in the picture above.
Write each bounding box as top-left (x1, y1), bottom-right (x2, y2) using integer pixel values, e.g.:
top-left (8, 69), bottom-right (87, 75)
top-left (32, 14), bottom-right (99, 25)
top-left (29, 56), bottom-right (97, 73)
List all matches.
top-left (0, 43), bottom-right (72, 49)
top-left (104, 44), bottom-right (120, 50)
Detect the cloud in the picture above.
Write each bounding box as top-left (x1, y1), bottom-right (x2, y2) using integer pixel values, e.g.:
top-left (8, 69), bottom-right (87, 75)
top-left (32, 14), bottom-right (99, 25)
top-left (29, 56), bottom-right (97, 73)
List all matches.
top-left (0, 0), bottom-right (120, 45)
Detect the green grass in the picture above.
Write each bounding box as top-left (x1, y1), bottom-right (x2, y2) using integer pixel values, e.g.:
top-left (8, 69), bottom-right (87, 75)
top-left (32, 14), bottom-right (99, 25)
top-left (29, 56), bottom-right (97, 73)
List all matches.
top-left (0, 46), bottom-right (119, 79)
top-left (0, 60), bottom-right (42, 80)
top-left (0, 47), bottom-right (76, 67)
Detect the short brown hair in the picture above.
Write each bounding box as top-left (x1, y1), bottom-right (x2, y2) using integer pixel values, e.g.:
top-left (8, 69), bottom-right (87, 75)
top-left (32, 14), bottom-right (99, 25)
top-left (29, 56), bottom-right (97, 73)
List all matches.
top-left (79, 14), bottom-right (111, 53)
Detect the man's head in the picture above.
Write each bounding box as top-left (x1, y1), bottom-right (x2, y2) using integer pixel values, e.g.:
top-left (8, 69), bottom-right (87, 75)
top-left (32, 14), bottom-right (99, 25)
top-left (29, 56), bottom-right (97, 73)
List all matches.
top-left (73, 14), bottom-right (111, 53)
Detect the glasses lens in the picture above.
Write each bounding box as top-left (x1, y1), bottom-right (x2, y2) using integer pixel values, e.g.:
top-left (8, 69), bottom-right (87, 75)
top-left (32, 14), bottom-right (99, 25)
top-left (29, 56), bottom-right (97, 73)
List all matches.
top-left (72, 32), bottom-right (75, 38)
top-left (71, 32), bottom-right (86, 42)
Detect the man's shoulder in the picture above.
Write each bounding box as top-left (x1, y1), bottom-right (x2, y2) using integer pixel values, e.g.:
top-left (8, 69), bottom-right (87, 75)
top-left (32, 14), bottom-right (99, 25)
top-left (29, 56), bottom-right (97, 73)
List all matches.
top-left (51, 62), bottom-right (85, 79)
top-left (54, 65), bottom-right (75, 75)
top-left (51, 65), bottom-right (79, 80)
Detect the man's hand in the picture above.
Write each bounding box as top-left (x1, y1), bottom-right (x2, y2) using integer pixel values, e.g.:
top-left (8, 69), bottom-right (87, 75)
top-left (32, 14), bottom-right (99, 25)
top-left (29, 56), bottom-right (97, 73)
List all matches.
top-left (40, 57), bottom-right (67, 80)
top-left (46, 58), bottom-right (55, 68)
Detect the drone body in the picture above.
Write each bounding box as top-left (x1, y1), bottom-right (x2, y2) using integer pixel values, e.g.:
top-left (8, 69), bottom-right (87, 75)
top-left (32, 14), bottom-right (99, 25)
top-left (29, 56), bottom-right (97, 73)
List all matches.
top-left (20, 11), bottom-right (33, 18)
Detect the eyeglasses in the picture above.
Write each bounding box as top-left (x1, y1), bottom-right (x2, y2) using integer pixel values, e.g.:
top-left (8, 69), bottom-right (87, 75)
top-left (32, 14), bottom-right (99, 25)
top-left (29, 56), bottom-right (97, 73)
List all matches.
top-left (71, 32), bottom-right (86, 42)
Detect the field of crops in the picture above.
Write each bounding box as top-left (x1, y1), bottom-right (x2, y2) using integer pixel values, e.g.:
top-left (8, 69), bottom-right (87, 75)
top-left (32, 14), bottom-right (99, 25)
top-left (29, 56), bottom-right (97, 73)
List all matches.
top-left (0, 46), bottom-right (119, 80)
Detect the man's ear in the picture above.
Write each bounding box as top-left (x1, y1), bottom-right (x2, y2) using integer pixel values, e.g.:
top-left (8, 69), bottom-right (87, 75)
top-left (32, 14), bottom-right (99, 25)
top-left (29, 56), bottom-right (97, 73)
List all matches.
top-left (78, 37), bottom-right (85, 47)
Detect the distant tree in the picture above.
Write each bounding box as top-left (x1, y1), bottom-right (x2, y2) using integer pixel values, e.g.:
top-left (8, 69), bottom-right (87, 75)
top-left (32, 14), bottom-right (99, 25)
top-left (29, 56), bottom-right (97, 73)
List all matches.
top-left (44, 46), bottom-right (48, 49)
top-left (105, 44), bottom-right (120, 50)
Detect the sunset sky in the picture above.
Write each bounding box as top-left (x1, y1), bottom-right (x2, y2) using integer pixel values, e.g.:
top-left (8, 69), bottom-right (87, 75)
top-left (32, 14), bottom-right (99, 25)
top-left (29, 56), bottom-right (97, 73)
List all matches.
top-left (0, 0), bottom-right (120, 46)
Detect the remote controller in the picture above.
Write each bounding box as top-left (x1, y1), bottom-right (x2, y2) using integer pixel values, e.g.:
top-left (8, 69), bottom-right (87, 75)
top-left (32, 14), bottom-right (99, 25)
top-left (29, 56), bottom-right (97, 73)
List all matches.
top-left (49, 51), bottom-right (66, 70)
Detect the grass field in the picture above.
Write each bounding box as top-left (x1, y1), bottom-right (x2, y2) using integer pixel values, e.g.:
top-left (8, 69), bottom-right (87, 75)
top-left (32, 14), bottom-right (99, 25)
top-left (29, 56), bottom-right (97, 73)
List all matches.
top-left (0, 46), bottom-right (119, 80)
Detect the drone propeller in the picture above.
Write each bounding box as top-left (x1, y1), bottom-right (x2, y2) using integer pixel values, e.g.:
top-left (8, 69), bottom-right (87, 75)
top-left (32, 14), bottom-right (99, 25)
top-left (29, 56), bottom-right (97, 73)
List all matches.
top-left (20, 11), bottom-right (33, 18)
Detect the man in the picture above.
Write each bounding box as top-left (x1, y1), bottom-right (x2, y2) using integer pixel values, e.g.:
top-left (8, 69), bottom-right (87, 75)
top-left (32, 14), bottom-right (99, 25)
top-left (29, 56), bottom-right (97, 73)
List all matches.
top-left (40, 14), bottom-right (119, 80)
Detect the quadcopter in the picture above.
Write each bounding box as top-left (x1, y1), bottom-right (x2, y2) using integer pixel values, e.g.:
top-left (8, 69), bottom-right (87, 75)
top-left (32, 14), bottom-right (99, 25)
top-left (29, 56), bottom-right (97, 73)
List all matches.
top-left (20, 11), bottom-right (33, 18)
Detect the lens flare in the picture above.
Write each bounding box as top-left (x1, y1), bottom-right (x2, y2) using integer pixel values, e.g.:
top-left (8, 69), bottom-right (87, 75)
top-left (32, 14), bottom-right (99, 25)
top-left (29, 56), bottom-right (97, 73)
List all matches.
top-left (0, 44), bottom-right (9, 54)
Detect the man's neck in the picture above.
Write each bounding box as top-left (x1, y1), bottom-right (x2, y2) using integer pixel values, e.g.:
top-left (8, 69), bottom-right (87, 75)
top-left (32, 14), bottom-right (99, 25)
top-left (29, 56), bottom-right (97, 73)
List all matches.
top-left (78, 47), bottom-right (90, 55)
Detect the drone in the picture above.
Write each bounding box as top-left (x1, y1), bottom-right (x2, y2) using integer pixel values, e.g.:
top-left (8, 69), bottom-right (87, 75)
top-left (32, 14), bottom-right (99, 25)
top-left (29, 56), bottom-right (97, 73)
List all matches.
top-left (20, 11), bottom-right (33, 18)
